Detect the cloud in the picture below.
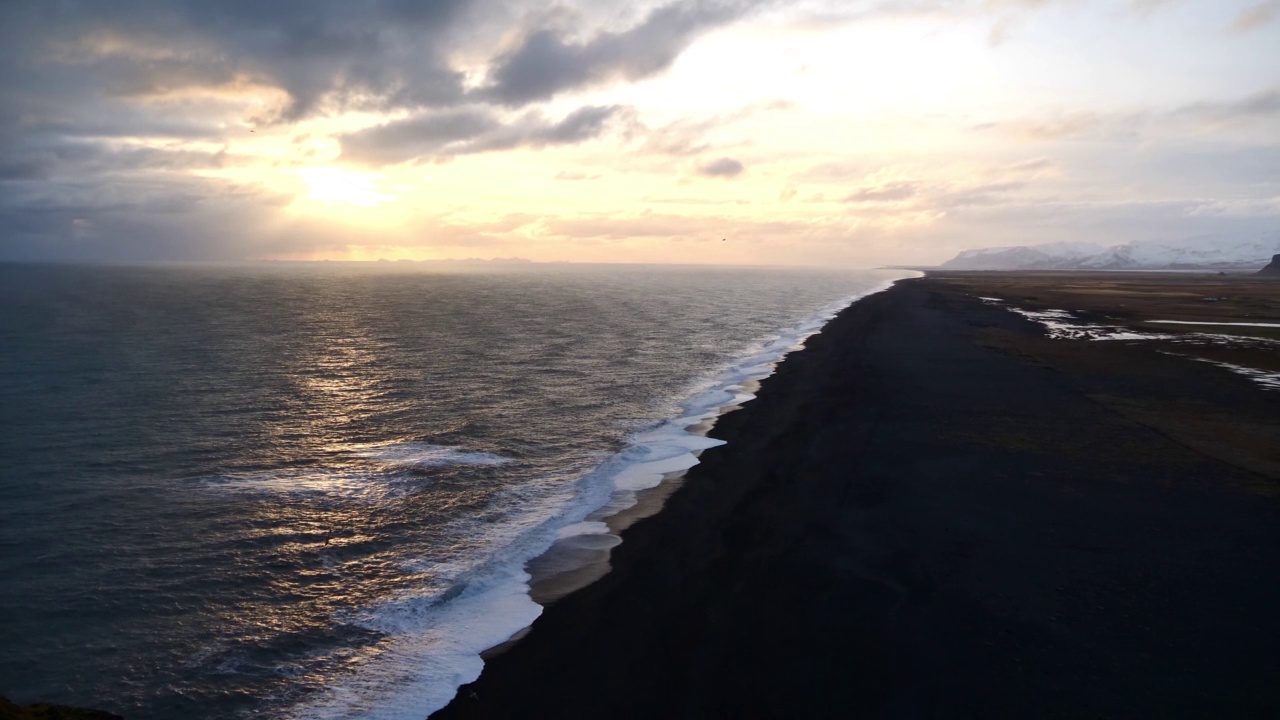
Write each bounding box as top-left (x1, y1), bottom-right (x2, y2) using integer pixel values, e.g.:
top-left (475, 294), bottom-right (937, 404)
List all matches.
top-left (0, 0), bottom-right (1276, 264)
top-left (1128, 0), bottom-right (1177, 16)
top-left (1230, 0), bottom-right (1280, 32)
top-left (842, 181), bottom-right (920, 203)
top-left (638, 117), bottom-right (717, 157)
top-left (628, 99), bottom-right (790, 157)
top-left (554, 170), bottom-right (602, 181)
top-left (982, 111), bottom-right (1145, 141)
top-left (0, 1), bottom-right (475, 122)
top-left (543, 211), bottom-right (817, 241)
top-left (1172, 88), bottom-right (1280, 124)
top-left (1184, 197), bottom-right (1280, 217)
top-left (1, 1), bottom-right (768, 125)
top-left (835, 176), bottom-right (1038, 214)
top-left (340, 105), bottom-right (622, 164)
top-left (977, 89), bottom-right (1280, 145)
top-left (1002, 157), bottom-right (1056, 174)
top-left (796, 161), bottom-right (871, 182)
top-left (0, 0), bottom-right (485, 250)
top-left (479, 1), bottom-right (752, 106)
top-left (0, 0), bottom-right (776, 260)
top-left (0, 174), bottom-right (285, 261)
top-left (987, 16), bottom-right (1016, 47)
top-left (697, 157), bottom-right (745, 177)
top-left (779, 0), bottom-right (1089, 32)
top-left (937, 180), bottom-right (1027, 208)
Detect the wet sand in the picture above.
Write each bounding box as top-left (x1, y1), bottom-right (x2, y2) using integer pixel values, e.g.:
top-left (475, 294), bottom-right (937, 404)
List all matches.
top-left (434, 275), bottom-right (1280, 718)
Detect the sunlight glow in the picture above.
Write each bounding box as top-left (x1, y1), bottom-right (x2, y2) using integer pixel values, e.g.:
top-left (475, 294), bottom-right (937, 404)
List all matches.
top-left (297, 168), bottom-right (396, 207)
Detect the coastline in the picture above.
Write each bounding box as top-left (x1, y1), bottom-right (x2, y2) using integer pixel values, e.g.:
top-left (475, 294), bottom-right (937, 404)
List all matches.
top-left (515, 277), bottom-right (910, 614)
top-left (434, 275), bottom-right (1280, 718)
top-left (276, 272), bottom-right (914, 719)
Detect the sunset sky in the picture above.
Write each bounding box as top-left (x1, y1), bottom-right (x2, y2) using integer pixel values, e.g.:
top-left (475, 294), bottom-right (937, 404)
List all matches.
top-left (1, 0), bottom-right (1277, 266)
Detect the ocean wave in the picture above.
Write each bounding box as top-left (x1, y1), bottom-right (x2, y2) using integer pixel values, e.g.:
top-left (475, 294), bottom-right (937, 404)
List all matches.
top-left (291, 568), bottom-right (541, 720)
top-left (282, 273), bottom-right (915, 719)
top-left (350, 442), bottom-right (514, 470)
top-left (202, 444), bottom-right (511, 501)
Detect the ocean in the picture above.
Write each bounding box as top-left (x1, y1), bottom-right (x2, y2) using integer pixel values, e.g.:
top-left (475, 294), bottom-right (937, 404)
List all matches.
top-left (0, 262), bottom-right (911, 718)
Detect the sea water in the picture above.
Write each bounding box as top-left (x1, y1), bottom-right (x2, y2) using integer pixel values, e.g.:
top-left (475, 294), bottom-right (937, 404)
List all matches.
top-left (0, 262), bottom-right (910, 718)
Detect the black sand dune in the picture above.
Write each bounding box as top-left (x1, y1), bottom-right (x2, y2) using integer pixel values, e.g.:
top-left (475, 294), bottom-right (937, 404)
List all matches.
top-left (436, 277), bottom-right (1279, 719)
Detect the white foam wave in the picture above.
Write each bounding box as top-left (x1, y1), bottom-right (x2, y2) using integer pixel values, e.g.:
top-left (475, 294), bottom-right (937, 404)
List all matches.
top-left (292, 569), bottom-right (541, 720)
top-left (351, 442), bottom-right (513, 469)
top-left (555, 520), bottom-right (610, 539)
top-left (1148, 320), bottom-right (1280, 328)
top-left (1189, 358), bottom-right (1280, 391)
top-left (285, 271), bottom-right (918, 719)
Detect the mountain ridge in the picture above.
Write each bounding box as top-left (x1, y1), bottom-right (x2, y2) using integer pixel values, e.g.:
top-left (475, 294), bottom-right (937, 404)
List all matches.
top-left (942, 232), bottom-right (1280, 270)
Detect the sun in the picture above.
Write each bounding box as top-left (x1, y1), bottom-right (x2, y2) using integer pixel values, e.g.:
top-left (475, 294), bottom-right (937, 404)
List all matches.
top-left (296, 167), bottom-right (395, 207)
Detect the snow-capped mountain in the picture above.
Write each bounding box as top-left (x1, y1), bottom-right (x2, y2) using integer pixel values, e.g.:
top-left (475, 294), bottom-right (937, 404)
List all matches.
top-left (941, 232), bottom-right (1280, 270)
top-left (942, 242), bottom-right (1107, 270)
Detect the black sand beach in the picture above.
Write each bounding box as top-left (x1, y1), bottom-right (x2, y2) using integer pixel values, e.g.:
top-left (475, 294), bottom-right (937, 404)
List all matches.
top-left (435, 276), bottom-right (1280, 719)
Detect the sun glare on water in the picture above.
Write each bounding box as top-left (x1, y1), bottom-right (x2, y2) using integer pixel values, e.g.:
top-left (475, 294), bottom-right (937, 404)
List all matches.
top-left (297, 167), bottom-right (395, 207)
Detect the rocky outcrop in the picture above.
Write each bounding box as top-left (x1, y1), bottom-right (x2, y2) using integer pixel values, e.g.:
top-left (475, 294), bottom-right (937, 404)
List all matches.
top-left (1259, 254), bottom-right (1280, 276)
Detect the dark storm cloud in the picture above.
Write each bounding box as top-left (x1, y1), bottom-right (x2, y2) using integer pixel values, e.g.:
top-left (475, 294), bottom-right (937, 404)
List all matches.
top-left (0, 0), bottom-right (768, 259)
top-left (1, 0), bottom-right (754, 133)
top-left (0, 0), bottom-right (766, 143)
top-left (0, 99), bottom-right (228, 182)
top-left (0, 138), bottom-right (98, 181)
top-left (0, 0), bottom-right (473, 115)
top-left (480, 1), bottom-right (750, 106)
top-left (340, 105), bottom-right (621, 163)
top-left (0, 0), bottom-right (762, 166)
top-left (0, 142), bottom-right (227, 187)
top-left (697, 157), bottom-right (744, 177)
top-left (344, 108), bottom-right (504, 160)
top-left (0, 175), bottom-right (286, 261)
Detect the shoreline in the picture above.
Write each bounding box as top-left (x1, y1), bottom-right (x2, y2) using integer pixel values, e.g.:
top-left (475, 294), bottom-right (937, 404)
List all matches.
top-left (434, 274), bottom-right (1279, 718)
top-left (510, 278), bottom-right (911, 619)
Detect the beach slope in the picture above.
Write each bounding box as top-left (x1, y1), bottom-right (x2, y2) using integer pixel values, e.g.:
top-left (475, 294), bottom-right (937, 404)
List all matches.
top-left (435, 277), bottom-right (1280, 718)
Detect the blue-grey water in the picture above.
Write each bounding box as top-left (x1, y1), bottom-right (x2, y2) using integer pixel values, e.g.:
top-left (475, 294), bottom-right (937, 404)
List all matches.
top-left (0, 262), bottom-right (907, 718)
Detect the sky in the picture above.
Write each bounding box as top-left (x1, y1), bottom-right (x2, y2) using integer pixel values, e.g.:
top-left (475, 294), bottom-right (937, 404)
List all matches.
top-left (0, 0), bottom-right (1276, 266)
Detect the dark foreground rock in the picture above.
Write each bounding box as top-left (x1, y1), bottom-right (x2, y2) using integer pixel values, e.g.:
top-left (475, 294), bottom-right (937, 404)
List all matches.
top-left (1260, 253), bottom-right (1280, 275)
top-left (435, 278), bottom-right (1280, 719)
top-left (0, 697), bottom-right (121, 720)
